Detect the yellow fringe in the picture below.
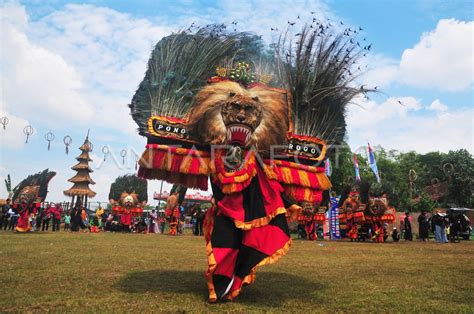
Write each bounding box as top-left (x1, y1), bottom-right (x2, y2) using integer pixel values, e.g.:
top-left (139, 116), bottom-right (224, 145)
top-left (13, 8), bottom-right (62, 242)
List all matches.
top-left (262, 164), bottom-right (278, 180)
top-left (233, 207), bottom-right (287, 230)
top-left (298, 169), bottom-right (311, 187)
top-left (316, 172), bottom-right (332, 190)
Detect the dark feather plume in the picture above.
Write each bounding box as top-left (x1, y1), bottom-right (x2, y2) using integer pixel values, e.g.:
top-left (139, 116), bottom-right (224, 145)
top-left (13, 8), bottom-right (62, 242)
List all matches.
top-left (12, 169), bottom-right (56, 202)
top-left (275, 25), bottom-right (372, 145)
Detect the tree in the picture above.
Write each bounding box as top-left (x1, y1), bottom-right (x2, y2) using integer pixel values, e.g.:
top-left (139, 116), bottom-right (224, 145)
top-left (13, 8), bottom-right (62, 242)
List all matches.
top-left (327, 146), bottom-right (474, 211)
top-left (109, 174), bottom-right (148, 203)
top-left (413, 192), bottom-right (438, 213)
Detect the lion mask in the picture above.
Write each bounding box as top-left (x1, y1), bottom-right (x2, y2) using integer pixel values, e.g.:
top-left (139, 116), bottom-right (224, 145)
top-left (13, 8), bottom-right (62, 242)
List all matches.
top-left (188, 81), bottom-right (289, 153)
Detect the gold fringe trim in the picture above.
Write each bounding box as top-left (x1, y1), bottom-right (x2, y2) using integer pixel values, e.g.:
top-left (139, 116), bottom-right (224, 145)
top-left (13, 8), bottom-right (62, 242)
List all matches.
top-left (233, 207), bottom-right (287, 230)
top-left (205, 242), bottom-right (218, 303)
top-left (262, 164), bottom-right (278, 180)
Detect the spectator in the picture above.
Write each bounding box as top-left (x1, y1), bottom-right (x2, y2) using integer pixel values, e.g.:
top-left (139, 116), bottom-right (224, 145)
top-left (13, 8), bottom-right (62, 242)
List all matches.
top-left (64, 212), bottom-right (71, 231)
top-left (433, 210), bottom-right (448, 243)
top-left (36, 207), bottom-right (43, 231)
top-left (159, 213), bottom-right (166, 234)
top-left (42, 204), bottom-right (52, 231)
top-left (403, 212), bottom-right (413, 241)
top-left (418, 211), bottom-right (430, 242)
top-left (391, 227), bottom-right (400, 242)
top-left (450, 214), bottom-right (461, 242)
top-left (0, 198), bottom-right (11, 230)
top-left (149, 209), bottom-right (158, 233)
top-left (51, 203), bottom-right (62, 232)
top-left (8, 205), bottom-right (19, 231)
top-left (30, 211), bottom-right (37, 231)
top-left (194, 206), bottom-right (204, 236)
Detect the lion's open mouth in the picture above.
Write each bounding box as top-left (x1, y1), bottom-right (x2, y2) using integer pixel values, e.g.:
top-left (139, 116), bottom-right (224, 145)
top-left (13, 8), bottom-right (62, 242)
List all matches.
top-left (226, 124), bottom-right (252, 146)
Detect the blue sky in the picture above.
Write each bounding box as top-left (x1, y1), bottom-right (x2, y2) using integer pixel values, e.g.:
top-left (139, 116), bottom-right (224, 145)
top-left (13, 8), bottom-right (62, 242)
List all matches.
top-left (1, 0), bottom-right (472, 203)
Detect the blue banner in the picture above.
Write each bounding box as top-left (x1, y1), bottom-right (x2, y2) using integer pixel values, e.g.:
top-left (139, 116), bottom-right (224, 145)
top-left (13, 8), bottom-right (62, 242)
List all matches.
top-left (329, 196), bottom-right (340, 239)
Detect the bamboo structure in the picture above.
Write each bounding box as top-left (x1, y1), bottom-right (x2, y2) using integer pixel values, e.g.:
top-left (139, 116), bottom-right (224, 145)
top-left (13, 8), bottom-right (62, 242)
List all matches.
top-left (63, 131), bottom-right (96, 208)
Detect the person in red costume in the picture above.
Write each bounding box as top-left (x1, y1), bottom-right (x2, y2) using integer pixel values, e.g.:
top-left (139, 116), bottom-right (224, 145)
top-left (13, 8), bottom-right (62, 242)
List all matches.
top-left (165, 194), bottom-right (180, 235)
top-left (11, 170), bottom-right (56, 233)
top-left (110, 192), bottom-right (144, 232)
top-left (50, 203), bottom-right (63, 232)
top-left (15, 201), bottom-right (37, 233)
top-left (121, 208), bottom-right (132, 232)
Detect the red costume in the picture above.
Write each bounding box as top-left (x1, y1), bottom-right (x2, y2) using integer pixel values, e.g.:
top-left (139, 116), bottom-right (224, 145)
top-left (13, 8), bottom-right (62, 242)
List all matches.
top-left (131, 23), bottom-right (366, 301)
top-left (15, 203), bottom-right (37, 232)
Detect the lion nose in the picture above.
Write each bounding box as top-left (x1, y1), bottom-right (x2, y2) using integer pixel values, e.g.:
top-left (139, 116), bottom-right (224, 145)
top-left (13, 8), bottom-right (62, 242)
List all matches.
top-left (237, 115), bottom-right (245, 122)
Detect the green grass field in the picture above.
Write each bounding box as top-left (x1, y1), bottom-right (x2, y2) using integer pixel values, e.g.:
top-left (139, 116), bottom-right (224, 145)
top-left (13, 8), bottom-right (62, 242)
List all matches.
top-left (0, 231), bottom-right (473, 313)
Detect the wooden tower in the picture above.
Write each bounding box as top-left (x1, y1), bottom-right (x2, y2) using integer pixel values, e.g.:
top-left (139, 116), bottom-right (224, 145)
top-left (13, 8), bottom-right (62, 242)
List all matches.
top-left (63, 131), bottom-right (96, 208)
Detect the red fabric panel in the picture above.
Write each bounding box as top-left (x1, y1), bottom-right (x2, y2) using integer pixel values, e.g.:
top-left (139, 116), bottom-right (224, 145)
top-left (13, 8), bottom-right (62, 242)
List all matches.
top-left (213, 248), bottom-right (239, 278)
top-left (152, 150), bottom-right (166, 169)
top-left (242, 224), bottom-right (289, 256)
top-left (256, 167), bottom-right (285, 216)
top-left (120, 211), bottom-right (132, 225)
top-left (217, 193), bottom-right (245, 222)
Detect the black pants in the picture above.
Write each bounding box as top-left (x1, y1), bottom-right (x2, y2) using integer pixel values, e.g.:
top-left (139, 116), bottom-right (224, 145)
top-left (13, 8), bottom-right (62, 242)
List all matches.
top-left (52, 218), bottom-right (60, 231)
top-left (0, 216), bottom-right (5, 230)
top-left (42, 219), bottom-right (50, 231)
top-left (197, 220), bottom-right (203, 236)
top-left (9, 216), bottom-right (18, 230)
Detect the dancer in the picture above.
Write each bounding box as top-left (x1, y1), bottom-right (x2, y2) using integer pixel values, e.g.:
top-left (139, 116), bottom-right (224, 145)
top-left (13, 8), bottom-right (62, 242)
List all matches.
top-left (11, 170), bottom-right (56, 233)
top-left (131, 24), bottom-right (369, 301)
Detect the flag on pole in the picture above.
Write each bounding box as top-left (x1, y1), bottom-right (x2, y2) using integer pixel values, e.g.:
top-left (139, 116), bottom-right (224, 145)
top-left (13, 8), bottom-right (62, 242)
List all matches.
top-left (368, 143), bottom-right (381, 183)
top-left (353, 153), bottom-right (361, 182)
top-left (324, 158), bottom-right (332, 177)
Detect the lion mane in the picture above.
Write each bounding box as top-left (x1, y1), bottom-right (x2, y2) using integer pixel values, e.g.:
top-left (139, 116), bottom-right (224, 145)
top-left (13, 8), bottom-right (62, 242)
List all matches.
top-left (187, 81), bottom-right (290, 153)
top-left (118, 192), bottom-right (139, 207)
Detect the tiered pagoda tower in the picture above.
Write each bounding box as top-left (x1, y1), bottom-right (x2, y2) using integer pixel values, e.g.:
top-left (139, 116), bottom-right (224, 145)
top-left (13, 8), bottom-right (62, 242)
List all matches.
top-left (63, 131), bottom-right (96, 208)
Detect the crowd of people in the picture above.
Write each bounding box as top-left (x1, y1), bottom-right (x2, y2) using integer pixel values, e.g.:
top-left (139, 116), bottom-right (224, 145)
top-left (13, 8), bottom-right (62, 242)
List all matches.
top-left (0, 198), bottom-right (210, 235)
top-left (1, 197), bottom-right (470, 243)
top-left (397, 210), bottom-right (471, 243)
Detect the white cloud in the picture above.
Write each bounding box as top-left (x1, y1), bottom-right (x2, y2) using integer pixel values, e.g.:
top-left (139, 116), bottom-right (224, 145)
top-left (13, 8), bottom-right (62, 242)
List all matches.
top-left (360, 19), bottom-right (473, 92)
top-left (361, 54), bottom-right (399, 89)
top-left (347, 96), bottom-right (473, 153)
top-left (428, 99), bottom-right (448, 112)
top-left (399, 19), bottom-right (473, 91)
top-left (0, 1), bottom-right (28, 30)
top-left (30, 4), bottom-right (172, 95)
top-left (1, 2), bottom-right (172, 136)
top-left (1, 20), bottom-right (94, 125)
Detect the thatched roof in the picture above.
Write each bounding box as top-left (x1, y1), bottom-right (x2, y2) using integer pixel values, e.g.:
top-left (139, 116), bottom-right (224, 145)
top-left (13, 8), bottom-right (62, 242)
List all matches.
top-left (72, 162), bottom-right (93, 172)
top-left (68, 173), bottom-right (96, 184)
top-left (76, 152), bottom-right (92, 161)
top-left (64, 184), bottom-right (96, 197)
top-left (79, 131), bottom-right (93, 152)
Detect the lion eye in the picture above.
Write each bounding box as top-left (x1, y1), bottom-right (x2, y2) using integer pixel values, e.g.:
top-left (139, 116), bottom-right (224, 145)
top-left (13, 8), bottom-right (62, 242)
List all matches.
top-left (229, 92), bottom-right (236, 97)
top-left (231, 103), bottom-right (240, 111)
top-left (252, 96), bottom-right (259, 102)
top-left (244, 106), bottom-right (254, 113)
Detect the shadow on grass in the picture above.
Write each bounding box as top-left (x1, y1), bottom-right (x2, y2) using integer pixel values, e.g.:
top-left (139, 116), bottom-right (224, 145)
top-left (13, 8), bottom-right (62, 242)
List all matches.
top-left (116, 269), bottom-right (326, 307)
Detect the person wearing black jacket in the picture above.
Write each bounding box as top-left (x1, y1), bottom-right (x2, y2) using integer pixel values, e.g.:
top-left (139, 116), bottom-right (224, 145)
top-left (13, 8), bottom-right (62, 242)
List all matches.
top-left (418, 211), bottom-right (430, 241)
top-left (403, 212), bottom-right (413, 241)
top-left (0, 199), bottom-right (11, 230)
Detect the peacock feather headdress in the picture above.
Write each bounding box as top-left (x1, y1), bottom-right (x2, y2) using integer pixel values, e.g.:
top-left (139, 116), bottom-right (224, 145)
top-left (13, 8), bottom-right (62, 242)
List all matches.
top-left (12, 169), bottom-right (56, 204)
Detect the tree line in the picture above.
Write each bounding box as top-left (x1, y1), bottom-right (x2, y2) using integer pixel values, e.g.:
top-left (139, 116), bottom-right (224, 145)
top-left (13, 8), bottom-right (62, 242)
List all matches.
top-left (329, 145), bottom-right (473, 212)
